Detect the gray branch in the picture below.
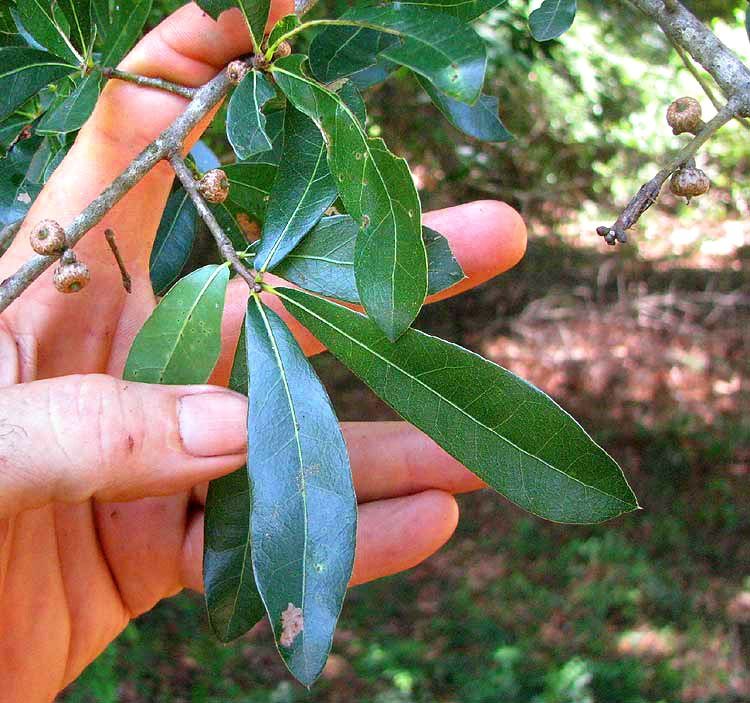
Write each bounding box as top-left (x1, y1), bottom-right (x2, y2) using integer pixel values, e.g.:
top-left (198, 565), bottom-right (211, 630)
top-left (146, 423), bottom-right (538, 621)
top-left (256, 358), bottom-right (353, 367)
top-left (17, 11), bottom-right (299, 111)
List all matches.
top-left (96, 66), bottom-right (198, 99)
top-left (0, 69), bottom-right (233, 314)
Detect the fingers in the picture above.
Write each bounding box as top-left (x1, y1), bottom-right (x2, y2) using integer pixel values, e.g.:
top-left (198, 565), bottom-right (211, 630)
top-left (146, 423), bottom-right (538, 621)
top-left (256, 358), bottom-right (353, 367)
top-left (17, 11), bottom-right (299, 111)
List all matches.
top-left (0, 374), bottom-right (249, 518)
top-left (180, 489), bottom-right (459, 592)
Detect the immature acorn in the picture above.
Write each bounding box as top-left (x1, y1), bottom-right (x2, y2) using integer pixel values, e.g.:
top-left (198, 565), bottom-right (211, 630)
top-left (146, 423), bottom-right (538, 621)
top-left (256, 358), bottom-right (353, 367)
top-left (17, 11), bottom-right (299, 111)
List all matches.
top-left (274, 41), bottom-right (292, 60)
top-left (30, 219), bottom-right (66, 255)
top-left (226, 60), bottom-right (250, 84)
top-left (197, 169), bottom-right (230, 203)
top-left (670, 166), bottom-right (710, 200)
top-left (666, 97), bottom-right (703, 135)
top-left (53, 250), bottom-right (90, 294)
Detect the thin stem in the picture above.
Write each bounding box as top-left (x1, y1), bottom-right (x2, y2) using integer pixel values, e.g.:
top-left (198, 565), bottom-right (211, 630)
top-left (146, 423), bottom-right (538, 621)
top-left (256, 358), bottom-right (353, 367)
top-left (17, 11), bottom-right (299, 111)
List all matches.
top-left (0, 220), bottom-right (23, 254)
top-left (168, 154), bottom-right (257, 289)
top-left (104, 229), bottom-right (132, 293)
top-left (95, 66), bottom-right (198, 99)
top-left (0, 69), bottom-right (233, 314)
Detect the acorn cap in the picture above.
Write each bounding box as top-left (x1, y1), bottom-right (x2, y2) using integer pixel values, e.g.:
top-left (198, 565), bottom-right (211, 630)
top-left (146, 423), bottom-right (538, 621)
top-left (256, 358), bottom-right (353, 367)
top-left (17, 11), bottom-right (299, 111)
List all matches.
top-left (198, 169), bottom-right (229, 204)
top-left (30, 219), bottom-right (66, 255)
top-left (667, 97), bottom-right (703, 135)
top-left (670, 167), bottom-right (710, 198)
top-left (274, 41), bottom-right (292, 60)
top-left (53, 260), bottom-right (90, 294)
top-left (227, 60), bottom-right (250, 84)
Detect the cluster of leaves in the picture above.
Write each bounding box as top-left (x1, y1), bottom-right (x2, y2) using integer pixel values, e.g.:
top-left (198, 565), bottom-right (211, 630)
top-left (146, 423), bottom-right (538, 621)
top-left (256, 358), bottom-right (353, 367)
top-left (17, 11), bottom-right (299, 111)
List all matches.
top-left (0, 0), bottom-right (635, 688)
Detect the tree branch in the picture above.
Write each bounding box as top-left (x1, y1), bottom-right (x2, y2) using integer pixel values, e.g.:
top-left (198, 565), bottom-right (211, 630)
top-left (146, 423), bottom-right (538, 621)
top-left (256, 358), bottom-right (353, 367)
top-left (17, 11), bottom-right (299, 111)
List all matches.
top-left (95, 66), bottom-right (198, 99)
top-left (168, 154), bottom-right (257, 289)
top-left (0, 69), bottom-right (233, 314)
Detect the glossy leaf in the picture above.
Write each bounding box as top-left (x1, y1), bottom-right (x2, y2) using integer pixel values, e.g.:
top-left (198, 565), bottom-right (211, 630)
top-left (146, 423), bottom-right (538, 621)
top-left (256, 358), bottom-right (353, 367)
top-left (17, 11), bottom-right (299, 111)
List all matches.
top-left (149, 189), bottom-right (199, 296)
top-left (227, 71), bottom-right (276, 160)
top-left (203, 322), bottom-right (266, 642)
top-left (272, 216), bottom-right (464, 302)
top-left (336, 80), bottom-right (366, 127)
top-left (277, 287), bottom-right (639, 524)
top-left (267, 13), bottom-right (300, 48)
top-left (272, 55), bottom-right (427, 341)
top-left (0, 47), bottom-right (76, 122)
top-left (91, 0), bottom-right (152, 66)
top-left (194, 0), bottom-right (236, 20)
top-left (221, 161), bottom-right (277, 222)
top-left (244, 109), bottom-right (285, 165)
top-left (123, 265), bottom-right (229, 384)
top-left (36, 73), bottom-right (100, 134)
top-left (310, 4), bottom-right (486, 103)
top-left (387, 0), bottom-right (506, 21)
top-left (529, 0), bottom-right (576, 41)
top-left (57, 0), bottom-right (91, 55)
top-left (256, 107), bottom-right (337, 272)
top-left (0, 154), bottom-right (42, 228)
top-left (15, 0), bottom-right (79, 62)
top-left (416, 75), bottom-right (511, 141)
top-left (246, 295), bottom-right (356, 686)
top-left (236, 0), bottom-right (272, 52)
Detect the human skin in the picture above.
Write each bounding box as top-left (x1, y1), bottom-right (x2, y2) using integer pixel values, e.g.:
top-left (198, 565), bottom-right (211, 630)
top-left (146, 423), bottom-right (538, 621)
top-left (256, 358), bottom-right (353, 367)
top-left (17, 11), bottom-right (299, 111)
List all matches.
top-left (0, 3), bottom-right (527, 701)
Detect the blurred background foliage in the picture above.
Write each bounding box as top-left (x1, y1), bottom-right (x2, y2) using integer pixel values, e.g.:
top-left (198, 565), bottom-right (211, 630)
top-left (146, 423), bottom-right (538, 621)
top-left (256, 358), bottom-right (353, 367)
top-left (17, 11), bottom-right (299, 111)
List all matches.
top-left (60, 1), bottom-right (750, 701)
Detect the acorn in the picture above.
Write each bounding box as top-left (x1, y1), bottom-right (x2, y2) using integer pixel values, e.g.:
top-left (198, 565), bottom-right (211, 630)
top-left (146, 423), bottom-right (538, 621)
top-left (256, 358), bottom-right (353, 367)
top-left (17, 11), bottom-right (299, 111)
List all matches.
top-left (274, 41), bottom-right (291, 60)
top-left (53, 250), bottom-right (90, 294)
top-left (30, 219), bottom-right (66, 255)
top-left (227, 60), bottom-right (250, 84)
top-left (666, 97), bottom-right (703, 135)
top-left (197, 169), bottom-right (229, 203)
top-left (670, 166), bottom-right (710, 200)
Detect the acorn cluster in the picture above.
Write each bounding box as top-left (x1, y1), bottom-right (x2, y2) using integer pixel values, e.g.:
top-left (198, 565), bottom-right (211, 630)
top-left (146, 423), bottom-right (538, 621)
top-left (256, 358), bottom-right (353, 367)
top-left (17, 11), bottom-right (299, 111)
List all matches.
top-left (29, 220), bottom-right (90, 294)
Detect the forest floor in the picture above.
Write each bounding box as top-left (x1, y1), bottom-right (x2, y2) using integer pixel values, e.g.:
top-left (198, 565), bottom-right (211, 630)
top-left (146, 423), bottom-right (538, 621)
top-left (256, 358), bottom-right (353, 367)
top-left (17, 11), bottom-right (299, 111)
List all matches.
top-left (60, 212), bottom-right (750, 703)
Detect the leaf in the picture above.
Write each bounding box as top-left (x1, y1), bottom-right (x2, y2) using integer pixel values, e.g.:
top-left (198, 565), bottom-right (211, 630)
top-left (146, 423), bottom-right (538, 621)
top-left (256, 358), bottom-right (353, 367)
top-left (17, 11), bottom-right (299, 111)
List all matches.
top-left (267, 13), bottom-right (300, 48)
top-left (36, 73), bottom-right (101, 134)
top-left (91, 0), bottom-right (152, 66)
top-left (529, 0), bottom-right (576, 41)
top-left (227, 71), bottom-right (277, 161)
top-left (149, 189), bottom-right (199, 296)
top-left (221, 161), bottom-right (277, 222)
top-left (349, 55), bottom-right (399, 90)
top-left (416, 75), bottom-right (511, 142)
top-left (245, 295), bottom-right (356, 686)
top-left (0, 135), bottom-right (46, 226)
top-left (271, 216), bottom-right (464, 302)
top-left (243, 108), bottom-right (286, 165)
top-left (335, 79), bottom-right (366, 127)
top-left (385, 0), bottom-right (507, 22)
top-left (309, 4), bottom-right (487, 103)
top-left (123, 265), bottom-right (229, 384)
top-left (277, 287), bottom-right (640, 524)
top-left (0, 46), bottom-right (76, 122)
top-left (57, 0), bottom-right (92, 56)
top-left (272, 55), bottom-right (427, 341)
top-left (255, 106), bottom-right (337, 271)
top-left (15, 0), bottom-right (79, 62)
top-left (236, 0), bottom-right (272, 51)
top-left (203, 321), bottom-right (266, 642)
top-left (194, 0), bottom-right (236, 20)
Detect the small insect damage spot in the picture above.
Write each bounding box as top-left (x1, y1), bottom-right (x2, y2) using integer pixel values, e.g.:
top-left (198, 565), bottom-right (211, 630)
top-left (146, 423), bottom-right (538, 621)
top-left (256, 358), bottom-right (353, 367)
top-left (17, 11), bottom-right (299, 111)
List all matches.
top-left (16, 192), bottom-right (31, 204)
top-left (236, 212), bottom-right (261, 242)
top-left (280, 602), bottom-right (304, 648)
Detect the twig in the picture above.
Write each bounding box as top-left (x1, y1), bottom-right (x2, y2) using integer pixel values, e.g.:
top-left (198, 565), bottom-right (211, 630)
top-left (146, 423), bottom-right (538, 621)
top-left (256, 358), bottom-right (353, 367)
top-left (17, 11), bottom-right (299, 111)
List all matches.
top-left (0, 69), bottom-right (233, 314)
top-left (168, 154), bottom-right (257, 289)
top-left (0, 219), bottom-right (22, 253)
top-left (597, 98), bottom-right (740, 244)
top-left (104, 228), bottom-right (132, 293)
top-left (95, 66), bottom-right (198, 99)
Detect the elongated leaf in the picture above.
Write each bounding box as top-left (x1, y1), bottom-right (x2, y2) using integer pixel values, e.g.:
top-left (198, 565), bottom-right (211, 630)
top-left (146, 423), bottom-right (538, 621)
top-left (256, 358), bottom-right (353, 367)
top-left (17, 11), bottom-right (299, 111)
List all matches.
top-left (124, 265), bottom-right (229, 384)
top-left (0, 47), bottom-right (76, 122)
top-left (277, 287), bottom-right (639, 524)
top-left (194, 0), bottom-right (236, 20)
top-left (416, 75), bottom-right (511, 141)
top-left (529, 0), bottom-right (576, 41)
top-left (272, 216), bottom-right (464, 302)
top-left (336, 80), bottom-right (366, 127)
top-left (310, 4), bottom-right (486, 103)
top-left (221, 161), bottom-right (277, 222)
top-left (36, 73), bottom-right (100, 133)
top-left (150, 189), bottom-right (199, 296)
top-left (349, 55), bottom-right (399, 90)
top-left (386, 0), bottom-right (506, 21)
top-left (268, 13), bottom-right (300, 47)
top-left (256, 107), bottom-right (337, 271)
top-left (246, 295), bottom-right (356, 686)
top-left (15, 0), bottom-right (79, 62)
top-left (227, 71), bottom-right (276, 160)
top-left (272, 55), bottom-right (427, 341)
top-left (0, 156), bottom-right (42, 228)
top-left (236, 0), bottom-right (272, 51)
top-left (203, 322), bottom-right (266, 642)
top-left (57, 0), bottom-right (91, 55)
top-left (92, 0), bottom-right (152, 66)
top-left (244, 109), bottom-right (285, 165)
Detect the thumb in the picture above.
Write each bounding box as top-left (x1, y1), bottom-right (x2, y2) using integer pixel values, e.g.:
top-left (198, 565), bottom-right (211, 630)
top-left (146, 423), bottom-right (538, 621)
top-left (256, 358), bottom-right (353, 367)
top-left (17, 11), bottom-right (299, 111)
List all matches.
top-left (0, 375), bottom-right (247, 518)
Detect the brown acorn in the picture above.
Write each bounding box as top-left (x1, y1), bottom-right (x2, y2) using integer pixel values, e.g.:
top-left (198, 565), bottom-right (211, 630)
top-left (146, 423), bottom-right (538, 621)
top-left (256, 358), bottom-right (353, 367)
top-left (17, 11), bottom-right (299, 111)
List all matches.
top-left (227, 60), bottom-right (250, 84)
top-left (666, 97), bottom-right (703, 135)
top-left (30, 219), bottom-right (66, 255)
top-left (197, 169), bottom-right (229, 203)
top-left (670, 166), bottom-right (710, 200)
top-left (274, 41), bottom-right (292, 60)
top-left (53, 251), bottom-right (90, 294)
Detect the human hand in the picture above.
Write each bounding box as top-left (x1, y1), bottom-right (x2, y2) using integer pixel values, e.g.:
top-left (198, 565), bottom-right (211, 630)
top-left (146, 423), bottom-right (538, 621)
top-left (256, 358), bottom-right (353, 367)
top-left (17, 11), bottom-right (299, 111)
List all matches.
top-left (0, 2), bottom-right (526, 701)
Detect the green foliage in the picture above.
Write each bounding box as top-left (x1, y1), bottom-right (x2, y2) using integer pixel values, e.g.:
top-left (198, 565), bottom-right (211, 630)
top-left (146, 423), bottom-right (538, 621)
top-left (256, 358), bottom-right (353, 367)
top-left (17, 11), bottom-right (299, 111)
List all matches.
top-left (227, 71), bottom-right (277, 160)
top-left (529, 0), bottom-right (577, 41)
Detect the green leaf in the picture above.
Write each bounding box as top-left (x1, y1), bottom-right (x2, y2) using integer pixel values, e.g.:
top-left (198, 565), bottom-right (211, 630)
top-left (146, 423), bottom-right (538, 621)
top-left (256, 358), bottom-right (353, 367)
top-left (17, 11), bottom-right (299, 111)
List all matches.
top-left (310, 4), bottom-right (487, 103)
top-left (36, 73), bottom-right (100, 134)
top-left (529, 0), bottom-right (576, 41)
top-left (272, 55), bottom-right (427, 341)
top-left (243, 108), bottom-right (285, 165)
top-left (0, 154), bottom-right (42, 228)
top-left (237, 0), bottom-right (272, 52)
top-left (203, 322), bottom-right (266, 642)
top-left (194, 0), bottom-right (236, 20)
top-left (246, 295), bottom-right (356, 686)
top-left (267, 13), bottom-right (300, 48)
top-left (227, 71), bottom-right (277, 161)
top-left (57, 0), bottom-right (91, 56)
top-left (272, 216), bottom-right (464, 302)
top-left (416, 75), bottom-right (511, 142)
top-left (0, 46), bottom-right (76, 122)
top-left (123, 265), bottom-right (229, 384)
top-left (91, 0), bottom-right (152, 66)
top-left (221, 161), bottom-right (277, 222)
top-left (336, 79), bottom-right (366, 127)
top-left (277, 287), bottom-right (640, 524)
top-left (149, 189), bottom-right (199, 296)
top-left (256, 106), bottom-right (337, 272)
top-left (385, 0), bottom-right (507, 22)
top-left (15, 0), bottom-right (79, 62)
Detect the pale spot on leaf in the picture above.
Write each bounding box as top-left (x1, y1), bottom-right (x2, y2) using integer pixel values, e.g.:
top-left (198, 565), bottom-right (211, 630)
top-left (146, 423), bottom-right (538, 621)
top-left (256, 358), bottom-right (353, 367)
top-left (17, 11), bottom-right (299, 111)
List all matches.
top-left (17, 192), bottom-right (31, 204)
top-left (280, 603), bottom-right (304, 648)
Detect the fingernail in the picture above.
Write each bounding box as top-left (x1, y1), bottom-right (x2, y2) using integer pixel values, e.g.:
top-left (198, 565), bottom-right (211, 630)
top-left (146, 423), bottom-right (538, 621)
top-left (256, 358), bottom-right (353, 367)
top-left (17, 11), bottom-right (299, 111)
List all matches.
top-left (178, 391), bottom-right (247, 457)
